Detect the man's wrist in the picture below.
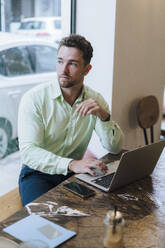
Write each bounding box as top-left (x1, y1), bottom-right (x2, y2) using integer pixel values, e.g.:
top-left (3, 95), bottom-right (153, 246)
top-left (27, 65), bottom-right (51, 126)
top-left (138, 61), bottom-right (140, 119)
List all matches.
top-left (68, 161), bottom-right (73, 171)
top-left (68, 160), bottom-right (76, 172)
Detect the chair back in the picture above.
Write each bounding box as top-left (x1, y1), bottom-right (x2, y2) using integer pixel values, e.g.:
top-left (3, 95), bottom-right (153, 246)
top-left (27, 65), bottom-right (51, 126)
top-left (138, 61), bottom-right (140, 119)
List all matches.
top-left (137, 95), bottom-right (159, 145)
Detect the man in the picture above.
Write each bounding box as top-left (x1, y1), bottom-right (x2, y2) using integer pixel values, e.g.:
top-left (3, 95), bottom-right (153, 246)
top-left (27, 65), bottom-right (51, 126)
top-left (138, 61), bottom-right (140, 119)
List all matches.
top-left (18, 34), bottom-right (124, 206)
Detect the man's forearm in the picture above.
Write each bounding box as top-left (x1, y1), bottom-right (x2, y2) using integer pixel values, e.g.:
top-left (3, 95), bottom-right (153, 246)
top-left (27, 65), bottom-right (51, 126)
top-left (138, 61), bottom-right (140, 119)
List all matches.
top-left (95, 119), bottom-right (124, 155)
top-left (19, 142), bottom-right (73, 175)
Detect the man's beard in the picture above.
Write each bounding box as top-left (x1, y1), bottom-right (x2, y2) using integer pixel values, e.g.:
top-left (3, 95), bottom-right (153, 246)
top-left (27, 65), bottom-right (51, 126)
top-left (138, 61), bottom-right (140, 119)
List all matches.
top-left (58, 78), bottom-right (75, 88)
top-left (58, 74), bottom-right (83, 88)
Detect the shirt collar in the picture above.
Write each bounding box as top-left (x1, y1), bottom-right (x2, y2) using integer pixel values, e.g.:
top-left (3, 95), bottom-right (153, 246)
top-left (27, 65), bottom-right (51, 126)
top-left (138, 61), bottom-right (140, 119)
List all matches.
top-left (50, 79), bottom-right (63, 100)
top-left (75, 86), bottom-right (86, 103)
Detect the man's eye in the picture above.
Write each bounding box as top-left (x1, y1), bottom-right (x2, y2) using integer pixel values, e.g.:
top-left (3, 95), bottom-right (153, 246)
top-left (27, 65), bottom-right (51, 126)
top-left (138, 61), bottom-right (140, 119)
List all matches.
top-left (70, 62), bottom-right (77, 66)
top-left (57, 60), bottom-right (63, 64)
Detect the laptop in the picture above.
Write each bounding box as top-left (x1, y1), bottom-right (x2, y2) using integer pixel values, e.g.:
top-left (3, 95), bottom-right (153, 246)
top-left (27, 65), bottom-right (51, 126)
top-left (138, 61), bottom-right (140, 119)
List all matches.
top-left (75, 140), bottom-right (165, 192)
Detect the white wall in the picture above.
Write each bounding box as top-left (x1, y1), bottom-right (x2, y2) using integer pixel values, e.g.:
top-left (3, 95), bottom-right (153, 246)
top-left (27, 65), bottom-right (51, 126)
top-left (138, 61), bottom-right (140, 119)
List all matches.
top-left (113, 0), bottom-right (165, 149)
top-left (76, 0), bottom-right (116, 105)
top-left (76, 0), bottom-right (165, 152)
top-left (76, 0), bottom-right (116, 157)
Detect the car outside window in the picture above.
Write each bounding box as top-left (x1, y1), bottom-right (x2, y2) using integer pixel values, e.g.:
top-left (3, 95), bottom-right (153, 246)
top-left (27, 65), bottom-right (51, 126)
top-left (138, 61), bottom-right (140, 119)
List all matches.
top-left (54, 20), bottom-right (61, 29)
top-left (0, 47), bottom-right (33, 77)
top-left (27, 45), bottom-right (57, 73)
top-left (0, 56), bottom-right (6, 75)
top-left (19, 21), bottom-right (45, 30)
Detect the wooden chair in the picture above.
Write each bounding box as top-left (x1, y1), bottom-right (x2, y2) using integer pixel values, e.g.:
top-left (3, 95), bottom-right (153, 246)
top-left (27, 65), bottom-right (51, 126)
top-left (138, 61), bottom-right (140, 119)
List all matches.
top-left (0, 187), bottom-right (22, 222)
top-left (137, 95), bottom-right (159, 145)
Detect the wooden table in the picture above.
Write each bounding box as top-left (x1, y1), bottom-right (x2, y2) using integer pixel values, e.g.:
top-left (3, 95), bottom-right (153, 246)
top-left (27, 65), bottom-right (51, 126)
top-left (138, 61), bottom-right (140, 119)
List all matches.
top-left (0, 151), bottom-right (165, 248)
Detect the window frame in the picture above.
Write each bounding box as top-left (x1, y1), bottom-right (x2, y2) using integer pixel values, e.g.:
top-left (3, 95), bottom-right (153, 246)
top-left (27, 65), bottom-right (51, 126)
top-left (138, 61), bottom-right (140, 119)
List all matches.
top-left (71, 0), bottom-right (76, 34)
top-left (0, 0), bottom-right (77, 33)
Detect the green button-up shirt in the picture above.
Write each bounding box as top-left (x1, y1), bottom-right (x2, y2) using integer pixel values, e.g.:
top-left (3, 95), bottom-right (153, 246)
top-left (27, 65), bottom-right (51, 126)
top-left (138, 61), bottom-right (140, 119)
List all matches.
top-left (18, 79), bottom-right (124, 175)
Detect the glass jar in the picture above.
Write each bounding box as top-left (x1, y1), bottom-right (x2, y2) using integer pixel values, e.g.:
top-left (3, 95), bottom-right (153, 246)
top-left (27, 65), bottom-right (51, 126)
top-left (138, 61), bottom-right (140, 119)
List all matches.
top-left (103, 210), bottom-right (125, 248)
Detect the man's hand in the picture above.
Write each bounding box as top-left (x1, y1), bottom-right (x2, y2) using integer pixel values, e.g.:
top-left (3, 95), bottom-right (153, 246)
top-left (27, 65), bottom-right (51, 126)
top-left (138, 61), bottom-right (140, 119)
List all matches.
top-left (76, 98), bottom-right (110, 121)
top-left (68, 159), bottom-right (108, 176)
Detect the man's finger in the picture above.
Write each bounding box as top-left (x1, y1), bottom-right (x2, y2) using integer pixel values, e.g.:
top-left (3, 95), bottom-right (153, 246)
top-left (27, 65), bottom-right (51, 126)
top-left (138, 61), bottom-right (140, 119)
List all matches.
top-left (87, 168), bottom-right (97, 176)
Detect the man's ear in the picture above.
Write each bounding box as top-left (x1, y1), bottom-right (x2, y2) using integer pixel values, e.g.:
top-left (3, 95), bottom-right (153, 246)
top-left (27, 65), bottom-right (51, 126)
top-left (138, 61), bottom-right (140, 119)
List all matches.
top-left (84, 64), bottom-right (92, 76)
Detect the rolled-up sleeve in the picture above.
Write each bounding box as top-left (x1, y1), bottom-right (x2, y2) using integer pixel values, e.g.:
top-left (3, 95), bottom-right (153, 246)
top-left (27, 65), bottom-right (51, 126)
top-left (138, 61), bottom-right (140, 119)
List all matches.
top-left (94, 93), bottom-right (124, 154)
top-left (95, 118), bottom-right (124, 154)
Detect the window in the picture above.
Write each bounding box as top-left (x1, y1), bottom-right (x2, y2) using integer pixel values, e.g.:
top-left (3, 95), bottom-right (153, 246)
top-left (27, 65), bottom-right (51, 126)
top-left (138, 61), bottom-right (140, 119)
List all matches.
top-left (54, 20), bottom-right (61, 29)
top-left (27, 45), bottom-right (57, 73)
top-left (0, 0), bottom-right (76, 158)
top-left (0, 56), bottom-right (6, 75)
top-left (0, 47), bottom-right (32, 77)
top-left (19, 21), bottom-right (45, 30)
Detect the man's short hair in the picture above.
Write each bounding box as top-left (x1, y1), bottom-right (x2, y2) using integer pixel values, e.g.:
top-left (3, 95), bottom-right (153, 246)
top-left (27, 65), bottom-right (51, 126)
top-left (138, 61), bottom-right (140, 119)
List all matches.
top-left (58, 34), bottom-right (93, 65)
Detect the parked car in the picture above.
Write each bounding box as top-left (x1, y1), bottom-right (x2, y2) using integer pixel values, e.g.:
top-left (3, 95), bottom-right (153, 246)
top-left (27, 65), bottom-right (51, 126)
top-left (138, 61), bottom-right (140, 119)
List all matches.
top-left (0, 32), bottom-right (58, 158)
top-left (15, 16), bottom-right (62, 44)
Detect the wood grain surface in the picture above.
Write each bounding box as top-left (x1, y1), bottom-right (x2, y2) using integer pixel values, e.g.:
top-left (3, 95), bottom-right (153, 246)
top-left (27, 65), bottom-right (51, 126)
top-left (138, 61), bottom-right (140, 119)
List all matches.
top-left (0, 151), bottom-right (165, 248)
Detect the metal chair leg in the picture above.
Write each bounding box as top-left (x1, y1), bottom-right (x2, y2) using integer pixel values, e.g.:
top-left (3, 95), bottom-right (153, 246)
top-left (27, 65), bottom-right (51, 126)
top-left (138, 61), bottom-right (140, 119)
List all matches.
top-left (143, 128), bottom-right (148, 145)
top-left (150, 126), bottom-right (154, 143)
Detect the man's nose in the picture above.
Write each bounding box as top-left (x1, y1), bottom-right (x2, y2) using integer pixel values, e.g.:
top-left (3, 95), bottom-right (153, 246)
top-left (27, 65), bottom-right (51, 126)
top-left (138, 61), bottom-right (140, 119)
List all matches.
top-left (62, 63), bottom-right (69, 74)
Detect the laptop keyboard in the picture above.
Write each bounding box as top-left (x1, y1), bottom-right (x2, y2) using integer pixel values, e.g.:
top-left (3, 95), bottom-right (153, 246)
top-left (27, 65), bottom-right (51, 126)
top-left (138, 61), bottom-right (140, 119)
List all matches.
top-left (92, 173), bottom-right (115, 188)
